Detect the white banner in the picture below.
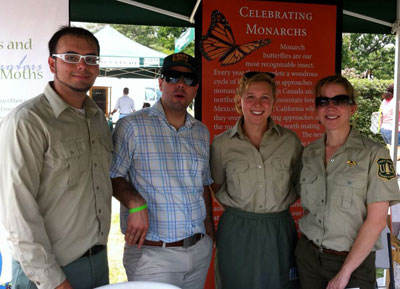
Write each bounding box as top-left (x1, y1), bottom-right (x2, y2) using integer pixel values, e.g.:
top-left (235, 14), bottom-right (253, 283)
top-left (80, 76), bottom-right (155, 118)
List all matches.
top-left (0, 0), bottom-right (69, 119)
top-left (0, 0), bottom-right (69, 285)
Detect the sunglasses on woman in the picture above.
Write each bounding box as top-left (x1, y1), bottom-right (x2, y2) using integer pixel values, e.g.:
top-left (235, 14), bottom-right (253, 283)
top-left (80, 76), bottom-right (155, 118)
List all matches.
top-left (244, 71), bottom-right (275, 79)
top-left (162, 70), bottom-right (199, 86)
top-left (315, 94), bottom-right (354, 107)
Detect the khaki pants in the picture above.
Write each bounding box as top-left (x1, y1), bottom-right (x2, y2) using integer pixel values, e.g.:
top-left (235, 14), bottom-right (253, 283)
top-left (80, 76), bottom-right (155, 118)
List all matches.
top-left (123, 235), bottom-right (213, 289)
top-left (295, 235), bottom-right (376, 289)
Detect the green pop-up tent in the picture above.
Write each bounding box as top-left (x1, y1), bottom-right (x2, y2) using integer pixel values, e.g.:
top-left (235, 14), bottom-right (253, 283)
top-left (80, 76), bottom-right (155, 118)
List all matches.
top-left (95, 25), bottom-right (167, 78)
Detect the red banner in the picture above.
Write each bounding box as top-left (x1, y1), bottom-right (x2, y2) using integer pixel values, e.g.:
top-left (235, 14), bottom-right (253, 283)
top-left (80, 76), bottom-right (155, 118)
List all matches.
top-left (200, 1), bottom-right (338, 288)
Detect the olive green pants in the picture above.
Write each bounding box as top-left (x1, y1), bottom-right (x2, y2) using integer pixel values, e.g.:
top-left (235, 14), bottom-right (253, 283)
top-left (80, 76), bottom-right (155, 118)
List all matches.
top-left (216, 208), bottom-right (299, 289)
top-left (295, 235), bottom-right (376, 289)
top-left (12, 247), bottom-right (109, 289)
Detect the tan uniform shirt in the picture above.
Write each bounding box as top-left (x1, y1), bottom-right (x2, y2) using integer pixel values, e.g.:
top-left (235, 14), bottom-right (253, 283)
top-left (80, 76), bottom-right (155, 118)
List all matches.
top-left (299, 128), bottom-right (400, 251)
top-left (210, 117), bottom-right (303, 213)
top-left (0, 83), bottom-right (113, 289)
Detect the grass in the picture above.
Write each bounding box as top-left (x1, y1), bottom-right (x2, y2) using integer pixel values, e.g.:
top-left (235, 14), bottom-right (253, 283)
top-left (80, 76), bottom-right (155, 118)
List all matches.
top-left (108, 208), bottom-right (128, 284)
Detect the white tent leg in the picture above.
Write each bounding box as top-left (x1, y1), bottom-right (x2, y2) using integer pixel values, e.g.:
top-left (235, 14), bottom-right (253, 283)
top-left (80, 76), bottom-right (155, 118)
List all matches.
top-left (391, 0), bottom-right (400, 162)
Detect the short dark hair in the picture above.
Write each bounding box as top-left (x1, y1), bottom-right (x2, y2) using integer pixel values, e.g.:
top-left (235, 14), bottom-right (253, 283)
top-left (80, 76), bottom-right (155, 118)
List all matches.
top-left (123, 87), bottom-right (129, 94)
top-left (48, 26), bottom-right (100, 56)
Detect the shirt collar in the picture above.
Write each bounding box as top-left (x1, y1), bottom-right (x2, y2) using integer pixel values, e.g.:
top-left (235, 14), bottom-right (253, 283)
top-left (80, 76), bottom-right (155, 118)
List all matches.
top-left (342, 126), bottom-right (365, 149)
top-left (228, 116), bottom-right (281, 138)
top-left (44, 82), bottom-right (99, 119)
top-left (315, 126), bottom-right (365, 150)
top-left (149, 99), bottom-right (195, 130)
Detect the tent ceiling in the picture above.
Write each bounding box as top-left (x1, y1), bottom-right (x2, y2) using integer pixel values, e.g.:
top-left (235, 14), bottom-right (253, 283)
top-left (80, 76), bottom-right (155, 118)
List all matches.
top-left (70, 0), bottom-right (199, 27)
top-left (70, 0), bottom-right (397, 34)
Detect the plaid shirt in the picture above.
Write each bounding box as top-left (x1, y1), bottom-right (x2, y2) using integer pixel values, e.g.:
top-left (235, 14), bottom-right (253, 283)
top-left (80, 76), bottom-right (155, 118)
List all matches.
top-left (110, 100), bottom-right (212, 242)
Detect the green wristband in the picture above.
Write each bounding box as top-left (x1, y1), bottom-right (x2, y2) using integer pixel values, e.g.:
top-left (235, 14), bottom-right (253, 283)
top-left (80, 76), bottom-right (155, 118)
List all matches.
top-left (129, 204), bottom-right (148, 213)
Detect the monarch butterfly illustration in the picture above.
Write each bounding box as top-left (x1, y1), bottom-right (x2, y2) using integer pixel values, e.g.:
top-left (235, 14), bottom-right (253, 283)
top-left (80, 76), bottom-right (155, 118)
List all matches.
top-left (199, 10), bottom-right (271, 66)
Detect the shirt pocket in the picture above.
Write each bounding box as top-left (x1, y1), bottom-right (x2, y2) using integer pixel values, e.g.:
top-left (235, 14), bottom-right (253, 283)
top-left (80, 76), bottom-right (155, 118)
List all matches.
top-left (270, 158), bottom-right (291, 194)
top-left (189, 155), bottom-right (208, 187)
top-left (299, 171), bottom-right (318, 209)
top-left (333, 173), bottom-right (366, 210)
top-left (226, 161), bottom-right (251, 201)
top-left (50, 139), bottom-right (85, 186)
top-left (96, 137), bottom-right (113, 171)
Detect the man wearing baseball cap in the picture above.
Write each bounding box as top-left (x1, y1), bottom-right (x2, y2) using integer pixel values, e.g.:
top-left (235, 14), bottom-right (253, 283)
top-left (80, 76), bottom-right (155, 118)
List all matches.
top-left (110, 53), bottom-right (214, 289)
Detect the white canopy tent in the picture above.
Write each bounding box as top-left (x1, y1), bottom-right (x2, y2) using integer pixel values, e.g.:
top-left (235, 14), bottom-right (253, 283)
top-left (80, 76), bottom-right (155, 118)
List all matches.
top-left (95, 25), bottom-right (167, 78)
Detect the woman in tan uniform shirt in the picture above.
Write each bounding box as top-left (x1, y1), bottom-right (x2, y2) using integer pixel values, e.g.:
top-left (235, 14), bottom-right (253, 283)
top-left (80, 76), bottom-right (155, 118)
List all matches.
top-left (296, 75), bottom-right (400, 289)
top-left (211, 72), bottom-right (302, 289)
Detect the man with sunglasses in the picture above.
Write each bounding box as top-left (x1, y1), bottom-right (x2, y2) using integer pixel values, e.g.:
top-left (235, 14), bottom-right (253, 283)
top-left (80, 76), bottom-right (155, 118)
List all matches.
top-left (111, 52), bottom-right (214, 289)
top-left (0, 26), bottom-right (114, 289)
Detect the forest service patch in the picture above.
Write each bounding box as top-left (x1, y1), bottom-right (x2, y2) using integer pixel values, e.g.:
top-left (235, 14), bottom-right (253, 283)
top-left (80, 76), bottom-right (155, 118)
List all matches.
top-left (377, 158), bottom-right (396, 180)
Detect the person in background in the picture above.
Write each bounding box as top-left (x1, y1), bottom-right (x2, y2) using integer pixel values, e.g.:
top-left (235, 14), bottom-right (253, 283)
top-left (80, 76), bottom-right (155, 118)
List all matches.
top-left (296, 75), bottom-right (400, 289)
top-left (110, 52), bottom-right (214, 289)
top-left (0, 26), bottom-right (113, 289)
top-left (379, 83), bottom-right (400, 157)
top-left (110, 87), bottom-right (135, 118)
top-left (210, 71), bottom-right (302, 289)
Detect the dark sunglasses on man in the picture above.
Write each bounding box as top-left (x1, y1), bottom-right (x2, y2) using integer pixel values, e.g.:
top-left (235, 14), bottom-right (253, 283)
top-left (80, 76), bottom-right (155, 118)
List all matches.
top-left (315, 94), bottom-right (354, 107)
top-left (162, 70), bottom-right (199, 87)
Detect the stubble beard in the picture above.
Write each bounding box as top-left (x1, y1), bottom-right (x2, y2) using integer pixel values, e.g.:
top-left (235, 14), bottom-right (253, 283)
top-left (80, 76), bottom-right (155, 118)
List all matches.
top-left (55, 73), bottom-right (93, 93)
top-left (54, 63), bottom-right (95, 93)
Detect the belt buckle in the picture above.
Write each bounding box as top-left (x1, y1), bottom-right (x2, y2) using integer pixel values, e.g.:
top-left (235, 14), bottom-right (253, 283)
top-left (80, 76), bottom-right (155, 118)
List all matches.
top-left (183, 235), bottom-right (196, 248)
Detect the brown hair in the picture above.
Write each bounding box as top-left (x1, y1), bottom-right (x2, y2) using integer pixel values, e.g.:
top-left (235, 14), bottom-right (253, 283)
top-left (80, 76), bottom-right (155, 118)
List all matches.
top-left (234, 73), bottom-right (276, 115)
top-left (314, 74), bottom-right (356, 104)
top-left (49, 26), bottom-right (100, 56)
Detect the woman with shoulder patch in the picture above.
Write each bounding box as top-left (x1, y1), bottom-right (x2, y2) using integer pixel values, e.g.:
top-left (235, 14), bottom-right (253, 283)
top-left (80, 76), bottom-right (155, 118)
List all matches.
top-left (210, 71), bottom-right (302, 289)
top-left (296, 75), bottom-right (400, 289)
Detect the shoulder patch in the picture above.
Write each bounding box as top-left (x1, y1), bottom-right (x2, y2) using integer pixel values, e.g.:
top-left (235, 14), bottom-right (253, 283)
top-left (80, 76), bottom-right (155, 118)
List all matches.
top-left (377, 158), bottom-right (396, 180)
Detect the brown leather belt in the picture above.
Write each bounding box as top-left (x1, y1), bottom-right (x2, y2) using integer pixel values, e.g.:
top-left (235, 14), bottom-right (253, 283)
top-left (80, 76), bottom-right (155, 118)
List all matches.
top-left (81, 245), bottom-right (105, 258)
top-left (143, 233), bottom-right (203, 248)
top-left (305, 236), bottom-right (349, 257)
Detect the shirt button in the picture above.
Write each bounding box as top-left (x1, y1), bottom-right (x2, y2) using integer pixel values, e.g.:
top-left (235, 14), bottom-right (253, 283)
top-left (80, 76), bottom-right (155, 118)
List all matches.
top-left (321, 199), bottom-right (325, 203)
top-left (98, 209), bottom-right (101, 214)
top-left (101, 232), bottom-right (104, 236)
top-left (258, 165), bottom-right (262, 169)
top-left (347, 181), bottom-right (352, 185)
top-left (96, 186), bottom-right (100, 190)
top-left (330, 159), bottom-right (334, 163)
top-left (318, 219), bottom-right (322, 224)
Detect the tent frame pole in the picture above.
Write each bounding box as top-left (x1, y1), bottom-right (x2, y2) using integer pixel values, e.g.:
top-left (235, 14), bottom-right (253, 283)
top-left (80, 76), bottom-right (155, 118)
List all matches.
top-left (343, 10), bottom-right (392, 27)
top-left (390, 0), bottom-right (400, 162)
top-left (116, 0), bottom-right (198, 23)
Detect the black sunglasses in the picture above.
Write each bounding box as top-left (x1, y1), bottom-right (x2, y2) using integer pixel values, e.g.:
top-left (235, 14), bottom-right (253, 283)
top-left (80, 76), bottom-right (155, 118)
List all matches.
top-left (163, 70), bottom-right (199, 86)
top-left (244, 71), bottom-right (275, 79)
top-left (315, 94), bottom-right (354, 107)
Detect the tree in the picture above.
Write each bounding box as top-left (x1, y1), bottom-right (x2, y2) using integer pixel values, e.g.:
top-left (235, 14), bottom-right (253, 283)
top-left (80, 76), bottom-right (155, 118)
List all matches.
top-left (342, 33), bottom-right (395, 80)
top-left (72, 22), bottom-right (194, 56)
